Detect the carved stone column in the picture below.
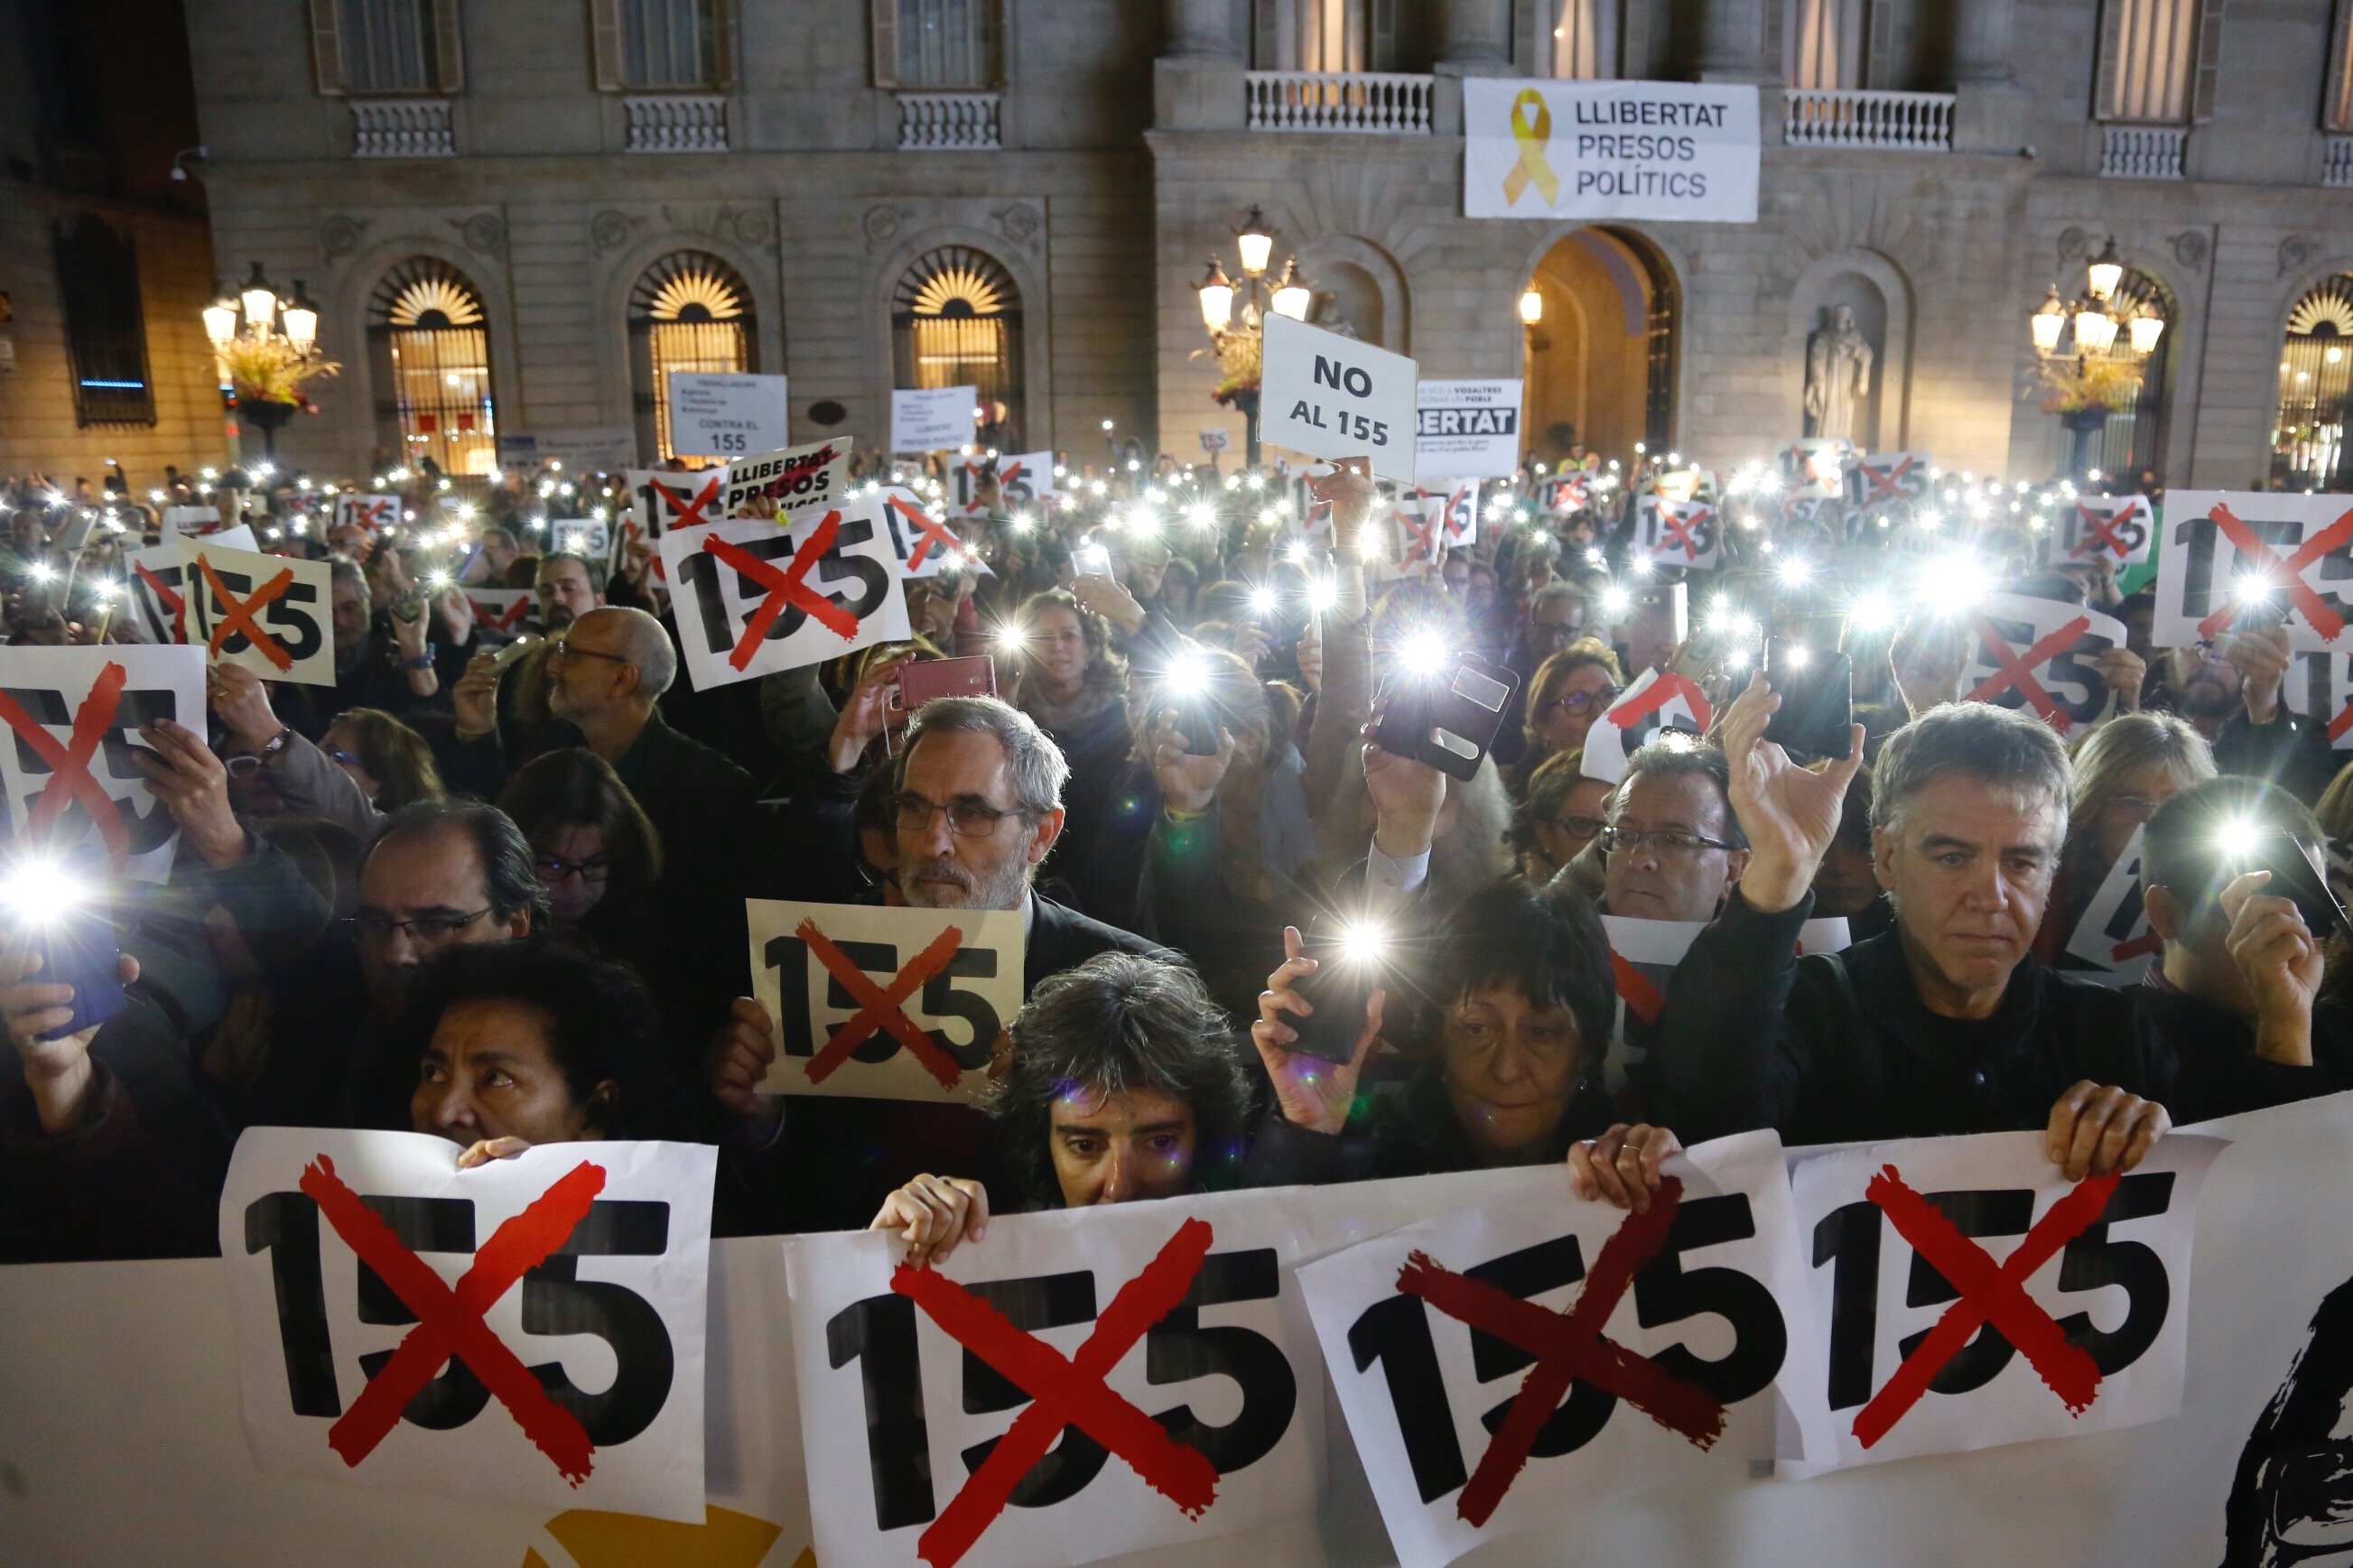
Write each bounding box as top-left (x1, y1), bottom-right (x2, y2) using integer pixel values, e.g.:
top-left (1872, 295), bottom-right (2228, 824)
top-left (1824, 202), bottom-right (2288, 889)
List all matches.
top-left (1698, 0), bottom-right (1771, 82)
top-left (1163, 0), bottom-right (1238, 59)
top-left (1435, 0), bottom-right (1513, 70)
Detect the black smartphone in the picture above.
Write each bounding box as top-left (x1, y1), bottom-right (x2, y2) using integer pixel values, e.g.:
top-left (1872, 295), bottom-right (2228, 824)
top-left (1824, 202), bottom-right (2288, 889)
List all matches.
top-left (1372, 652), bottom-right (1520, 782)
top-left (17, 863), bottom-right (126, 1041)
top-left (1763, 638), bottom-right (1854, 761)
top-left (1288, 915), bottom-right (1387, 1065)
top-left (2229, 828), bottom-right (2353, 942)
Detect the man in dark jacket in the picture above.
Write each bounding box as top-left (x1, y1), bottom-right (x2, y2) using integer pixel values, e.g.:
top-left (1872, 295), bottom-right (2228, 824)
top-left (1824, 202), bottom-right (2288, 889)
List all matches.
top-left (1642, 690), bottom-right (2172, 1178)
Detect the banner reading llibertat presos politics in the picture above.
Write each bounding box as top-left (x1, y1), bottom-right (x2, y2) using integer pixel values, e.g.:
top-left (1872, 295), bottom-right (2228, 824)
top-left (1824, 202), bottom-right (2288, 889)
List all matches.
top-left (1463, 79), bottom-right (1761, 223)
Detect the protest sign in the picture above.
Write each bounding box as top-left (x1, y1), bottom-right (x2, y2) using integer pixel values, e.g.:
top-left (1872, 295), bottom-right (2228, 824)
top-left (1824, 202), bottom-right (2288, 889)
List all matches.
top-left (1788, 1128), bottom-right (2221, 1469)
top-left (1303, 1133), bottom-right (1828, 1568)
top-left (2282, 650), bottom-right (2353, 749)
top-left (1199, 428), bottom-right (1230, 455)
top-left (177, 536), bottom-right (335, 687)
top-left (721, 437), bottom-right (851, 520)
top-left (875, 486), bottom-right (985, 580)
top-left (2057, 493), bottom-right (2158, 567)
top-left (550, 518), bottom-right (611, 561)
top-left (786, 1184), bottom-right (1332, 1568)
top-left (1464, 79), bottom-right (1760, 223)
top-left (462, 587), bottom-right (538, 643)
top-left (493, 426), bottom-right (636, 473)
top-left (1392, 496), bottom-right (1446, 579)
top-left (0, 644), bottom-right (205, 883)
top-left (747, 899), bottom-right (1022, 1101)
top-left (1599, 915), bottom-right (1851, 1098)
top-left (333, 493), bottom-right (401, 536)
top-left (2153, 490), bottom-right (2353, 653)
top-left (951, 449), bottom-right (1056, 515)
top-left (1418, 479), bottom-right (1479, 548)
top-left (891, 386), bottom-right (977, 452)
top-left (2064, 824), bottom-right (2159, 984)
top-left (661, 500), bottom-right (910, 690)
top-left (162, 503), bottom-right (225, 538)
top-left (1260, 313), bottom-right (1418, 483)
top-left (1960, 594), bottom-right (2129, 736)
top-left (1845, 451), bottom-right (1932, 514)
top-left (1415, 379), bottom-right (1523, 482)
top-left (126, 524), bottom-right (255, 644)
top-left (1539, 471), bottom-right (1593, 514)
top-left (219, 1128), bottom-right (716, 1521)
top-left (666, 372), bottom-right (788, 459)
top-left (1632, 494), bottom-right (1720, 569)
top-left (627, 469), bottom-right (724, 536)
top-left (1579, 665), bottom-right (1712, 784)
top-left (1779, 439), bottom-right (1851, 500)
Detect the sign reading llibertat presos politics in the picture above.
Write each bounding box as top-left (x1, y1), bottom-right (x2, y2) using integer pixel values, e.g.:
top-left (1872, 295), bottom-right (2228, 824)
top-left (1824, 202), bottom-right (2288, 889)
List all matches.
top-left (1415, 379), bottom-right (1523, 482)
top-left (1464, 79), bottom-right (1761, 223)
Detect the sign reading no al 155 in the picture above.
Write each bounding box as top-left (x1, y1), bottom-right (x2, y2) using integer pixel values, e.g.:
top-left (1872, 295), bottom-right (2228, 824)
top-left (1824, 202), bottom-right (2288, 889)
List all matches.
top-left (1259, 313), bottom-right (1419, 484)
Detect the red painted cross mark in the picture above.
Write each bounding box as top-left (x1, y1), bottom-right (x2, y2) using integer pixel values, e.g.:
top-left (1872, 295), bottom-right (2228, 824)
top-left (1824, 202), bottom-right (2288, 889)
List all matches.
top-left (2329, 697), bottom-right (2353, 746)
top-left (296, 1153), bottom-right (605, 1481)
top-left (700, 514), bottom-right (860, 672)
top-left (0, 660), bottom-right (132, 864)
top-left (1610, 951), bottom-right (1665, 1027)
top-left (1653, 503), bottom-right (1713, 561)
top-left (893, 1218), bottom-right (1222, 1568)
top-left (195, 555), bottom-right (297, 673)
top-left (2109, 930), bottom-right (2162, 963)
top-left (1858, 456), bottom-right (1917, 507)
top-left (2196, 503), bottom-right (2353, 643)
top-left (1446, 483), bottom-right (1475, 540)
top-left (1397, 1178), bottom-right (1725, 1527)
top-left (1604, 671), bottom-right (1714, 740)
top-left (132, 561), bottom-right (186, 642)
top-left (887, 495), bottom-right (966, 571)
top-left (2069, 501), bottom-right (2142, 561)
top-left (1402, 506), bottom-right (1443, 566)
top-left (795, 916), bottom-right (968, 1090)
top-left (1849, 1164), bottom-right (2118, 1449)
top-left (472, 597), bottom-right (533, 634)
top-left (649, 476), bottom-right (722, 532)
top-left (1965, 615), bottom-right (2091, 734)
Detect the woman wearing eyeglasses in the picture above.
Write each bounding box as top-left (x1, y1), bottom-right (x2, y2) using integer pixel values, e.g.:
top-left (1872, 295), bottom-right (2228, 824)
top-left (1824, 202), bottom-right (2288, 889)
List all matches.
top-left (1509, 640), bottom-right (1623, 801)
top-left (497, 748), bottom-right (663, 940)
top-left (1509, 750), bottom-right (1613, 886)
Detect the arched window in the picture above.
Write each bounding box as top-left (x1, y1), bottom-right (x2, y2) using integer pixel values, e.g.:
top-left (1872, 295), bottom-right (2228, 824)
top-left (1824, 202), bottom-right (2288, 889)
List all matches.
top-left (891, 246), bottom-right (1023, 450)
top-left (2273, 276), bottom-right (2353, 490)
top-left (367, 258), bottom-right (496, 476)
top-left (628, 252), bottom-right (755, 461)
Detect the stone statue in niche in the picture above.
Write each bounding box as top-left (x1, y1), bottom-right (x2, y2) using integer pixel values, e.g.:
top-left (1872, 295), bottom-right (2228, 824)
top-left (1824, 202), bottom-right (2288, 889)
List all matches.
top-left (1804, 304), bottom-right (1875, 442)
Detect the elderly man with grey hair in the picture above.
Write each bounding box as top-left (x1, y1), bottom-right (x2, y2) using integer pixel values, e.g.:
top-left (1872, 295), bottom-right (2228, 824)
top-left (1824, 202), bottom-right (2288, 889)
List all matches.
top-left (1640, 683), bottom-right (2174, 1183)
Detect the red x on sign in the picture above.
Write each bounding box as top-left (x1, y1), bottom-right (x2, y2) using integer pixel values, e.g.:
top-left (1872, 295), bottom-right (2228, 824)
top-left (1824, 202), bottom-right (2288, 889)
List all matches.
top-left (700, 514), bottom-right (860, 672)
top-left (2110, 930), bottom-right (2162, 962)
top-left (1849, 1164), bottom-right (2118, 1449)
top-left (472, 597), bottom-right (532, 634)
top-left (2069, 502), bottom-right (2139, 561)
top-left (794, 915), bottom-right (968, 1090)
top-left (196, 555), bottom-right (297, 673)
top-left (1609, 951), bottom-right (1665, 1028)
top-left (2196, 503), bottom-right (2353, 642)
top-left (133, 561), bottom-right (186, 641)
top-left (1654, 503), bottom-right (1711, 561)
top-left (1605, 670), bottom-right (1713, 739)
top-left (1965, 615), bottom-right (2090, 734)
top-left (650, 476), bottom-right (721, 532)
top-left (0, 659), bottom-right (131, 864)
top-left (1402, 507), bottom-right (1442, 565)
top-left (1398, 1178), bottom-right (1725, 1526)
top-left (893, 1217), bottom-right (1222, 1568)
top-left (1858, 456), bottom-right (1916, 507)
top-left (2329, 697), bottom-right (2353, 746)
top-left (296, 1153), bottom-right (604, 1481)
top-left (888, 494), bottom-right (966, 571)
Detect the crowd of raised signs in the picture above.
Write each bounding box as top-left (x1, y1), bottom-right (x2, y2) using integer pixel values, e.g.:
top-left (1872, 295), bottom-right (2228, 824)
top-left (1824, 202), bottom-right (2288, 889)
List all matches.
top-left (0, 431), bottom-right (2347, 1267)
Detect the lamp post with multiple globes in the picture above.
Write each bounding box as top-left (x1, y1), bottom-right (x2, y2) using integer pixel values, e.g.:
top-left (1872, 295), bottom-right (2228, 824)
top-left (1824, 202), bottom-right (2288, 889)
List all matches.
top-left (202, 261), bottom-right (332, 460)
top-left (2028, 237), bottom-right (2167, 477)
top-left (1194, 206), bottom-right (1313, 468)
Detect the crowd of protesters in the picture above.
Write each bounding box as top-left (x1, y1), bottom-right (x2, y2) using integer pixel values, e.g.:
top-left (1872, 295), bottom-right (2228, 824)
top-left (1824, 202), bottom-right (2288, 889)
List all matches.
top-left (0, 432), bottom-right (2346, 1266)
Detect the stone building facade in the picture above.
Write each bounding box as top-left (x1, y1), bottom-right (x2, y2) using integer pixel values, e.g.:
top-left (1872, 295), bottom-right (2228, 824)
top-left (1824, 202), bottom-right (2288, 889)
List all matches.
top-left (173, 0), bottom-right (2353, 490)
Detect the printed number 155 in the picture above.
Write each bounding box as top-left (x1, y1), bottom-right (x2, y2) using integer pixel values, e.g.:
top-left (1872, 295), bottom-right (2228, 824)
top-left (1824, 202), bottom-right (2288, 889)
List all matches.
top-left (1335, 413), bottom-right (1389, 445)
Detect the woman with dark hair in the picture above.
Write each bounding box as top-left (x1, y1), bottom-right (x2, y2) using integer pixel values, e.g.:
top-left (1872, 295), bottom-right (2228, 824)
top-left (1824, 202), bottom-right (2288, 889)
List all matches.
top-left (1009, 587), bottom-right (1134, 912)
top-left (321, 707), bottom-right (447, 812)
top-left (1509, 749), bottom-right (1612, 885)
top-left (1243, 878), bottom-right (1679, 1206)
top-left (497, 747), bottom-right (663, 933)
top-left (395, 940), bottom-right (710, 1164)
top-left (868, 952), bottom-right (1253, 1263)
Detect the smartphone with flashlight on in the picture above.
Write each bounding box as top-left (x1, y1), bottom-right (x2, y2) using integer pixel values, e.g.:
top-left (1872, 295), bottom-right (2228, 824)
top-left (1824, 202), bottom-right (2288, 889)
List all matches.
top-left (1625, 583), bottom-right (1689, 668)
top-left (1158, 673), bottom-right (1225, 756)
top-left (1074, 543), bottom-right (1112, 578)
top-left (1371, 651), bottom-right (1519, 783)
top-left (2223, 824), bottom-right (2353, 943)
top-left (1288, 913), bottom-right (1389, 1064)
top-left (8, 853), bottom-right (126, 1042)
top-left (1763, 636), bottom-right (1854, 761)
top-left (488, 632), bottom-right (543, 671)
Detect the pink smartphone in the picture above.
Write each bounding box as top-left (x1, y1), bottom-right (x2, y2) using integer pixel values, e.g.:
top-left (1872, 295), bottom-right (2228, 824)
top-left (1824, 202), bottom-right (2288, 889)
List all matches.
top-left (888, 654), bottom-right (999, 715)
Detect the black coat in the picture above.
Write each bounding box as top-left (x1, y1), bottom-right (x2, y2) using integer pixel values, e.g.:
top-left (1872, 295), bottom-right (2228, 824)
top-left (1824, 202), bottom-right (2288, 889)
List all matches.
top-left (1242, 1059), bottom-right (1614, 1188)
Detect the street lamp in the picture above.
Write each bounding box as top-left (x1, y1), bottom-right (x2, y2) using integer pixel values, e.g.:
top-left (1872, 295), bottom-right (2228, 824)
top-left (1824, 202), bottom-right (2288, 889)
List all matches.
top-left (2027, 237), bottom-right (2166, 478)
top-left (1518, 287), bottom-right (1544, 326)
top-left (1192, 208), bottom-right (1314, 468)
top-left (203, 261), bottom-right (337, 460)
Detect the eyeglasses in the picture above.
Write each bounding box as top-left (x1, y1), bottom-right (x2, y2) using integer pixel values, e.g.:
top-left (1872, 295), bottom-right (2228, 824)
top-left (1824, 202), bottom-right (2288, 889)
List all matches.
top-left (534, 853), bottom-right (611, 886)
top-left (1537, 685), bottom-right (1621, 720)
top-left (1600, 825), bottom-right (1740, 858)
top-left (550, 642), bottom-right (629, 669)
top-left (345, 907), bottom-right (495, 944)
top-left (892, 793), bottom-right (1033, 839)
top-left (1545, 814), bottom-right (1607, 840)
top-left (222, 752), bottom-right (265, 777)
top-left (325, 747), bottom-right (363, 768)
top-left (2107, 794), bottom-right (2160, 821)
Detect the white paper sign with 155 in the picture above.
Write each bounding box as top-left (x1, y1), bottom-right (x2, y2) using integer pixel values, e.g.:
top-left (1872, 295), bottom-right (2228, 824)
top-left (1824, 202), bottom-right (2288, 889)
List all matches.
top-left (667, 372), bottom-right (788, 459)
top-left (1259, 313), bottom-right (1418, 484)
top-left (177, 538), bottom-right (336, 687)
top-left (659, 497), bottom-right (911, 690)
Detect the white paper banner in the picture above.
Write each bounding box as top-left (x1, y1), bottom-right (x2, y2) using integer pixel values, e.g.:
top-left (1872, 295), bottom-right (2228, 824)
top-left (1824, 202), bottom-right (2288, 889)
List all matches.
top-left (462, 588), bottom-right (539, 644)
top-left (892, 386), bottom-right (978, 452)
top-left (1260, 313), bottom-right (1418, 484)
top-left (748, 898), bottom-right (1022, 1101)
top-left (722, 438), bottom-right (851, 520)
top-left (1779, 439), bottom-right (1852, 501)
top-left (661, 501), bottom-right (911, 691)
top-left (549, 518), bottom-right (610, 562)
top-left (667, 372), bottom-right (788, 460)
top-left (219, 1128), bottom-right (716, 1522)
top-left (627, 469), bottom-right (725, 535)
top-left (2064, 824), bottom-right (2159, 984)
top-left (0, 644), bottom-right (205, 883)
top-left (125, 524), bottom-right (256, 645)
top-left (1579, 666), bottom-right (1714, 784)
top-left (332, 494), bottom-right (400, 535)
top-left (876, 487), bottom-right (986, 580)
top-left (493, 426), bottom-right (637, 473)
top-left (1844, 451), bottom-right (1932, 514)
top-left (2057, 494), bottom-right (2158, 567)
top-left (176, 537), bottom-right (336, 687)
top-left (1632, 495), bottom-right (1720, 569)
top-left (162, 503), bottom-right (226, 538)
top-left (1787, 1129), bottom-right (2221, 1469)
top-left (1416, 380), bottom-right (1523, 482)
top-left (1302, 1132), bottom-right (1828, 1568)
top-left (952, 450), bottom-right (1057, 515)
top-left (1463, 79), bottom-right (1760, 223)
top-left (2154, 490), bottom-right (2353, 654)
top-left (1959, 594), bottom-right (2128, 737)
top-left (2283, 649), bottom-right (2353, 749)
top-left (1417, 479), bottom-right (1479, 549)
top-left (1601, 914), bottom-right (1852, 1098)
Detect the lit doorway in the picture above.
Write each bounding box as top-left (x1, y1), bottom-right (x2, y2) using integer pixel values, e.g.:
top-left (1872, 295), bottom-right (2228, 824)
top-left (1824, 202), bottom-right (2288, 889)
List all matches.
top-left (1519, 227), bottom-right (1678, 467)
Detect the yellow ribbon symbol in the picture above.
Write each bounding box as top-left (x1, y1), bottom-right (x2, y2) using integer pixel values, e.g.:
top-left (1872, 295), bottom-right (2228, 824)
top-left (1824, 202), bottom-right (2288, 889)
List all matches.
top-left (1502, 88), bottom-right (1559, 208)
